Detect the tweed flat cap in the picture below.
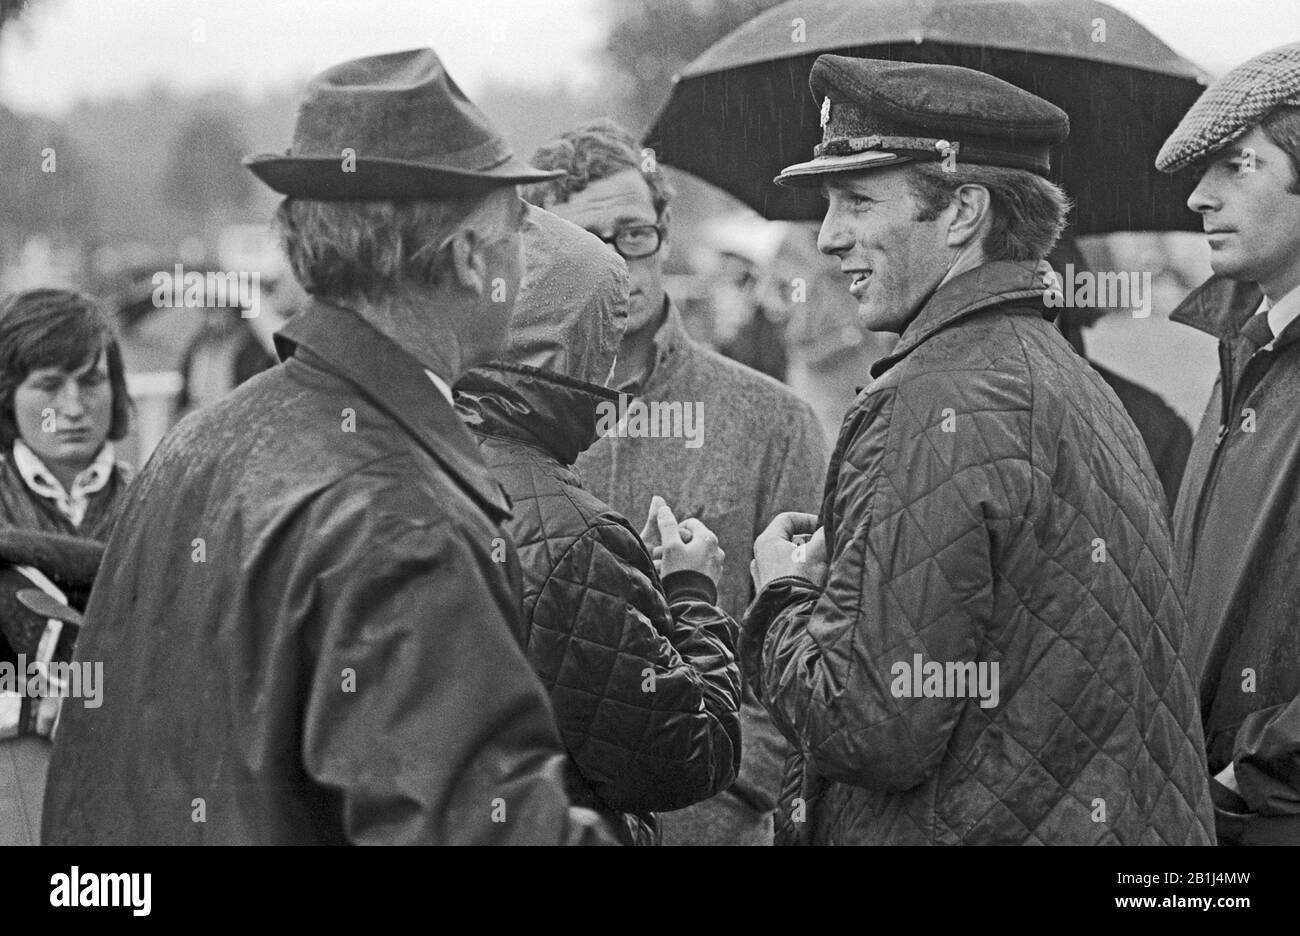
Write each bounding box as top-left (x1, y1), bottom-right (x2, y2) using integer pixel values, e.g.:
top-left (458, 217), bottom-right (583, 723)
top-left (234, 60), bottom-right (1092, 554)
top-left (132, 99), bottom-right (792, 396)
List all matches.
top-left (776, 56), bottom-right (1069, 186)
top-left (1157, 42), bottom-right (1300, 173)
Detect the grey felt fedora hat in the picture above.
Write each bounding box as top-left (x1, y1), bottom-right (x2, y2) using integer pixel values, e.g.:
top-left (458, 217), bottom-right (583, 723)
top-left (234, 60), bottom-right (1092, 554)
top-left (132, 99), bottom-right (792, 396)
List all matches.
top-left (244, 48), bottom-right (561, 200)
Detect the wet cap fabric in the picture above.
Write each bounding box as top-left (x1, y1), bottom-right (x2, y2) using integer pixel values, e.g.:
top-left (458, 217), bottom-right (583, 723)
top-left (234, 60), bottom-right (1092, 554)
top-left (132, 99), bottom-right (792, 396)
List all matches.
top-left (776, 55), bottom-right (1069, 186)
top-left (245, 48), bottom-right (562, 199)
top-left (1157, 42), bottom-right (1300, 173)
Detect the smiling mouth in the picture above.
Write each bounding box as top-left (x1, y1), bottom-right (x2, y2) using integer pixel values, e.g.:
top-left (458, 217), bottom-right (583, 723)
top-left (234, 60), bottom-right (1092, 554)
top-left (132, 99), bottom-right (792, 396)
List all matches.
top-left (847, 271), bottom-right (871, 297)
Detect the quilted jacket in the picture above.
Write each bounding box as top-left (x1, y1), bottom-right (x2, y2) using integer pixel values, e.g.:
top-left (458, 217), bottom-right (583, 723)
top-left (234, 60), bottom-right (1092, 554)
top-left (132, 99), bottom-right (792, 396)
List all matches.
top-left (746, 260), bottom-right (1216, 845)
top-left (456, 207), bottom-right (743, 842)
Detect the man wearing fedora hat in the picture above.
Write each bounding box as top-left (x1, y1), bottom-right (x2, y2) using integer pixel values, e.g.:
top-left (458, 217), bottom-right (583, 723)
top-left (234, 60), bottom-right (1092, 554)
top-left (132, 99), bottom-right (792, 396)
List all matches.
top-left (743, 56), bottom-right (1214, 844)
top-left (1158, 42), bottom-right (1300, 846)
top-left (42, 49), bottom-right (609, 845)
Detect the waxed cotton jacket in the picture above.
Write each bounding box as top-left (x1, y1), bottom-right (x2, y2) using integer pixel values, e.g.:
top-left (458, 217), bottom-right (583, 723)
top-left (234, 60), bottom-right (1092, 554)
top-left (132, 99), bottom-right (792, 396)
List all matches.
top-left (43, 299), bottom-right (607, 845)
top-left (456, 208), bottom-right (742, 842)
top-left (1171, 275), bottom-right (1300, 845)
top-left (746, 261), bottom-right (1216, 846)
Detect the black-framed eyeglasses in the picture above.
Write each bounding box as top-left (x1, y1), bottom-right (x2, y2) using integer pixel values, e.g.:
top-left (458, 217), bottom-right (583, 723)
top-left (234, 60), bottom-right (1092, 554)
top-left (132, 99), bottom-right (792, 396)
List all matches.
top-left (591, 224), bottom-right (665, 260)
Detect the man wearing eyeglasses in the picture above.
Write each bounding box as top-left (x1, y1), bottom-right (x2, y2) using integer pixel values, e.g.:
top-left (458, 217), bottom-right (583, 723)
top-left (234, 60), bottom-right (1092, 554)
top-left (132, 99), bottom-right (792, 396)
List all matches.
top-left (524, 119), bottom-right (829, 846)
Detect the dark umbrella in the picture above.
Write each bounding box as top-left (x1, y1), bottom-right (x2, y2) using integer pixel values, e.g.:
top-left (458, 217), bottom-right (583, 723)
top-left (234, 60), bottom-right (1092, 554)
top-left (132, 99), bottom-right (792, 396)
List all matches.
top-left (646, 0), bottom-right (1210, 233)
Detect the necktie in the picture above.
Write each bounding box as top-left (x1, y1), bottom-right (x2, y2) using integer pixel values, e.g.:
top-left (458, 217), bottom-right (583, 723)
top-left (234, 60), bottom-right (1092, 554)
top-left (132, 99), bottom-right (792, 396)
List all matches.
top-left (1240, 312), bottom-right (1275, 350)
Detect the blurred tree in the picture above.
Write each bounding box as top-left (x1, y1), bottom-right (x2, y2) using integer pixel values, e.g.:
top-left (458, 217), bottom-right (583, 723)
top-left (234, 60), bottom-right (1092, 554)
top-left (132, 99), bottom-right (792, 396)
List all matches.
top-left (0, 106), bottom-right (99, 260)
top-left (478, 80), bottom-right (602, 163)
top-left (602, 0), bottom-right (784, 134)
top-left (163, 107), bottom-right (254, 237)
top-left (0, 0), bottom-right (38, 31)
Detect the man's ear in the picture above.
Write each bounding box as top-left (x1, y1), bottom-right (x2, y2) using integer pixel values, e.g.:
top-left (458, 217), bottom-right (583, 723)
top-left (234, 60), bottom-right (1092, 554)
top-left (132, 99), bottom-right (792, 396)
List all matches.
top-left (659, 208), bottom-right (672, 264)
top-left (449, 229), bottom-right (487, 295)
top-left (946, 184), bottom-right (992, 250)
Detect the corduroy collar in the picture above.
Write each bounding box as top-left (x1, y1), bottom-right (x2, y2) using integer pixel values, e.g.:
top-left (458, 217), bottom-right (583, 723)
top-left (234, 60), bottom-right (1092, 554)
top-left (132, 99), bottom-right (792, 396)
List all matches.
top-left (1169, 275), bottom-right (1266, 341)
top-left (1171, 274), bottom-right (1300, 355)
top-left (870, 260), bottom-right (1054, 377)
top-left (274, 297), bottom-right (512, 522)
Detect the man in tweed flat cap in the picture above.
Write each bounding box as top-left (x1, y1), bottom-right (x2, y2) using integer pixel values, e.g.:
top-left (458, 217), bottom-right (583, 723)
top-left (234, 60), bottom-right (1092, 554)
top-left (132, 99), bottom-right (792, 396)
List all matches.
top-left (744, 56), bottom-right (1213, 845)
top-left (1159, 42), bottom-right (1300, 846)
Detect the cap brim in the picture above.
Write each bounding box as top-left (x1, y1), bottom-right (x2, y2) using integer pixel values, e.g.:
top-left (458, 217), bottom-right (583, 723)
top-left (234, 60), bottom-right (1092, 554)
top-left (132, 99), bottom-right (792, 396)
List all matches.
top-left (1155, 127), bottom-right (1248, 174)
top-left (774, 151), bottom-right (911, 187)
top-left (244, 153), bottom-right (563, 199)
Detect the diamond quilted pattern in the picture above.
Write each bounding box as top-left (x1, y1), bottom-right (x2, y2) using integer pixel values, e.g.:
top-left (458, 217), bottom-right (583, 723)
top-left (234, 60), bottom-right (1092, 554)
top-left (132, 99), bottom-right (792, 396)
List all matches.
top-left (749, 268), bottom-right (1216, 846)
top-left (476, 430), bottom-right (743, 823)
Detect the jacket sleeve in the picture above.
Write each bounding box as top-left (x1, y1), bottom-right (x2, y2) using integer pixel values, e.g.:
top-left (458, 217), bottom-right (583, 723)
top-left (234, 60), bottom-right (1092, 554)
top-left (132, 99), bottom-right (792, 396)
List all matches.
top-left (746, 387), bottom-right (1006, 792)
top-left (299, 503), bottom-right (608, 845)
top-left (1233, 699), bottom-right (1300, 816)
top-left (529, 519), bottom-right (742, 813)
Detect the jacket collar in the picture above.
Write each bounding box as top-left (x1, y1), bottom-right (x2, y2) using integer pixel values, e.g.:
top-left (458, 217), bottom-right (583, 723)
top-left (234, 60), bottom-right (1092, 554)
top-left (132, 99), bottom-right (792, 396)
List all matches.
top-left (274, 297), bottom-right (512, 522)
top-left (1169, 275), bottom-right (1272, 342)
top-left (870, 260), bottom-right (1053, 378)
top-left (456, 363), bottom-right (618, 467)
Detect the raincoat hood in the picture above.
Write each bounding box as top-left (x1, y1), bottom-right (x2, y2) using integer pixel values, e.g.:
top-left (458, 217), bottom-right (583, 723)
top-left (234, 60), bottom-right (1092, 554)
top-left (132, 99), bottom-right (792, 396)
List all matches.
top-left (457, 205), bottom-right (629, 465)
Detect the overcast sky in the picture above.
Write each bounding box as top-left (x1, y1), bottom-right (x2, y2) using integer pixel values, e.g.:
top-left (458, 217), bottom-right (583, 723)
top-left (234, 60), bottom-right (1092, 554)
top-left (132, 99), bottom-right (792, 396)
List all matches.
top-left (1, 0), bottom-right (1295, 116)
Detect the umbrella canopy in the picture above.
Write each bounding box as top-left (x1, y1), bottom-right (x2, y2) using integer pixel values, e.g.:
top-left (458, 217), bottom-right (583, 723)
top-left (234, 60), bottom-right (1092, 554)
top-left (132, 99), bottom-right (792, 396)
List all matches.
top-left (646, 0), bottom-right (1211, 233)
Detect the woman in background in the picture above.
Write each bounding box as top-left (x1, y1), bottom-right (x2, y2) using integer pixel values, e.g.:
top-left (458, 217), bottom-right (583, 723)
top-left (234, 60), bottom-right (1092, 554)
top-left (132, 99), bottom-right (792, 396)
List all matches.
top-left (0, 288), bottom-right (132, 845)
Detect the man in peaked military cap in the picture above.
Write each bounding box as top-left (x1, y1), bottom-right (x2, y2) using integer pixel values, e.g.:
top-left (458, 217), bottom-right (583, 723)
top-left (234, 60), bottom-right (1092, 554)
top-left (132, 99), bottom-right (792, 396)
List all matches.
top-left (743, 56), bottom-right (1215, 845)
top-left (1158, 42), bottom-right (1300, 846)
top-left (43, 48), bottom-right (611, 845)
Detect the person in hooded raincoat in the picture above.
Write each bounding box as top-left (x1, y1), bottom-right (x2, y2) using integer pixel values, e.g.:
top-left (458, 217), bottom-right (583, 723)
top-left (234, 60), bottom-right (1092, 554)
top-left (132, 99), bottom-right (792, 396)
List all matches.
top-left (456, 206), bottom-right (743, 844)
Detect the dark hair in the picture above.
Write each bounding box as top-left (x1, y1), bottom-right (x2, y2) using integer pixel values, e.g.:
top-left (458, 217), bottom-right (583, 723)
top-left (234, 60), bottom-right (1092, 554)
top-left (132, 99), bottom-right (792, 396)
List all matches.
top-left (523, 118), bottom-right (674, 220)
top-left (1259, 105), bottom-right (1300, 195)
top-left (0, 288), bottom-right (131, 449)
top-left (905, 163), bottom-right (1072, 262)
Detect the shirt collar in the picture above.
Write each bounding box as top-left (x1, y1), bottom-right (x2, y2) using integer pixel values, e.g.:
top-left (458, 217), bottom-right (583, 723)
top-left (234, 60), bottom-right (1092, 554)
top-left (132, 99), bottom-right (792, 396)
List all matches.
top-left (12, 439), bottom-right (116, 527)
top-left (1262, 285), bottom-right (1300, 349)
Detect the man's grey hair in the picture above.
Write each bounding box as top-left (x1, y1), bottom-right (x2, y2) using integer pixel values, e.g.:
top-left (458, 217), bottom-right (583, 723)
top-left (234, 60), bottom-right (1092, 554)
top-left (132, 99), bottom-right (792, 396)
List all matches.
top-left (905, 163), bottom-right (1072, 262)
top-left (274, 193), bottom-right (508, 303)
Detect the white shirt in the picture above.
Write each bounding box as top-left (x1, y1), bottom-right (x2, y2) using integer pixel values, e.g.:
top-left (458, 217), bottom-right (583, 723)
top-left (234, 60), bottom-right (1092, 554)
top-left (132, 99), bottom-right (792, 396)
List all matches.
top-left (1258, 285), bottom-right (1300, 351)
top-left (12, 439), bottom-right (116, 528)
top-left (424, 369), bottom-right (453, 406)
